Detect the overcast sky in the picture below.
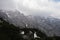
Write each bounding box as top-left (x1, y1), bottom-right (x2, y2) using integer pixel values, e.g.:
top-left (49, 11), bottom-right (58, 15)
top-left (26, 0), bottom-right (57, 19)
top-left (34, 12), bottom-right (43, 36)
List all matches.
top-left (0, 0), bottom-right (60, 18)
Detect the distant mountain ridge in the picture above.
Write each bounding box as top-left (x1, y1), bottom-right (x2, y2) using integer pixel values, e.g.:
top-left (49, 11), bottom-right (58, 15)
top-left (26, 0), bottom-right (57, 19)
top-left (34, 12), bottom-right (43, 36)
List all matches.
top-left (0, 10), bottom-right (60, 37)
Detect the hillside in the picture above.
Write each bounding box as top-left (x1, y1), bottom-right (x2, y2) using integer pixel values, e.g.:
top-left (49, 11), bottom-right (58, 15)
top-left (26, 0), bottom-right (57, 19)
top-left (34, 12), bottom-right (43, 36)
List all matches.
top-left (0, 10), bottom-right (60, 37)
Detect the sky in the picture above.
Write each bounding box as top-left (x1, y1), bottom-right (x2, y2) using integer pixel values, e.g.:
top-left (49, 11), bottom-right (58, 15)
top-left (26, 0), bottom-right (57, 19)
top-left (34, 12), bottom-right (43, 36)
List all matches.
top-left (0, 0), bottom-right (60, 18)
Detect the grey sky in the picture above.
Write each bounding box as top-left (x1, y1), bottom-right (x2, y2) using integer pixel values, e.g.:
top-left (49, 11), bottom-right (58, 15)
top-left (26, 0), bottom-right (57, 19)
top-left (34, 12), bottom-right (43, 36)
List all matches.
top-left (0, 0), bottom-right (60, 18)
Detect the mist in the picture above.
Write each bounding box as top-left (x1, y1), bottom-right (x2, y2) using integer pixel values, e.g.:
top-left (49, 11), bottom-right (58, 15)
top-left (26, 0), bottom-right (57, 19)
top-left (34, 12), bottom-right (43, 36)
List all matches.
top-left (0, 0), bottom-right (60, 18)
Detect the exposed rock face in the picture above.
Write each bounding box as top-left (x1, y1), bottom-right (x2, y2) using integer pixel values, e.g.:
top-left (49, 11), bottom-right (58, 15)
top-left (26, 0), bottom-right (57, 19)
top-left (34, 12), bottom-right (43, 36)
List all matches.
top-left (0, 10), bottom-right (60, 37)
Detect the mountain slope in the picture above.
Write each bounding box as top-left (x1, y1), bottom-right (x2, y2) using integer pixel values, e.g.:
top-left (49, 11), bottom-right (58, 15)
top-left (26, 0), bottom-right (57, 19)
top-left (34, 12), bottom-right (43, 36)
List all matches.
top-left (0, 10), bottom-right (60, 37)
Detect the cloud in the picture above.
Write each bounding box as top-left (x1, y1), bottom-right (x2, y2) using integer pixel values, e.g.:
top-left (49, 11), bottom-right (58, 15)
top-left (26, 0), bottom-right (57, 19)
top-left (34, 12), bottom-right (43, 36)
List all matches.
top-left (0, 0), bottom-right (60, 18)
top-left (0, 0), bottom-right (16, 10)
top-left (14, 0), bottom-right (60, 18)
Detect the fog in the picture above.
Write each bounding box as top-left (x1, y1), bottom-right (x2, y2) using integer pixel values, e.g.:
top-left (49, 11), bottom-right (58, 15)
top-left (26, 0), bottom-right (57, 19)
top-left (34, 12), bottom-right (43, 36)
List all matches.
top-left (0, 0), bottom-right (60, 18)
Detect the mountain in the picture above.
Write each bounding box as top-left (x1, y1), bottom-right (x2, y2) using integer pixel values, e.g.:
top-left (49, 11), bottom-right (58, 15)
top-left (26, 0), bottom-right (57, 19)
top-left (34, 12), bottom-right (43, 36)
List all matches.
top-left (32, 16), bottom-right (60, 37)
top-left (0, 9), bottom-right (60, 37)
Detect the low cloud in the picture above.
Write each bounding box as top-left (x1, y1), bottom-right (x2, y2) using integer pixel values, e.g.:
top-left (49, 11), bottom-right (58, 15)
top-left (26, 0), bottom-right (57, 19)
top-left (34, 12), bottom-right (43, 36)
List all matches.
top-left (0, 0), bottom-right (60, 18)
